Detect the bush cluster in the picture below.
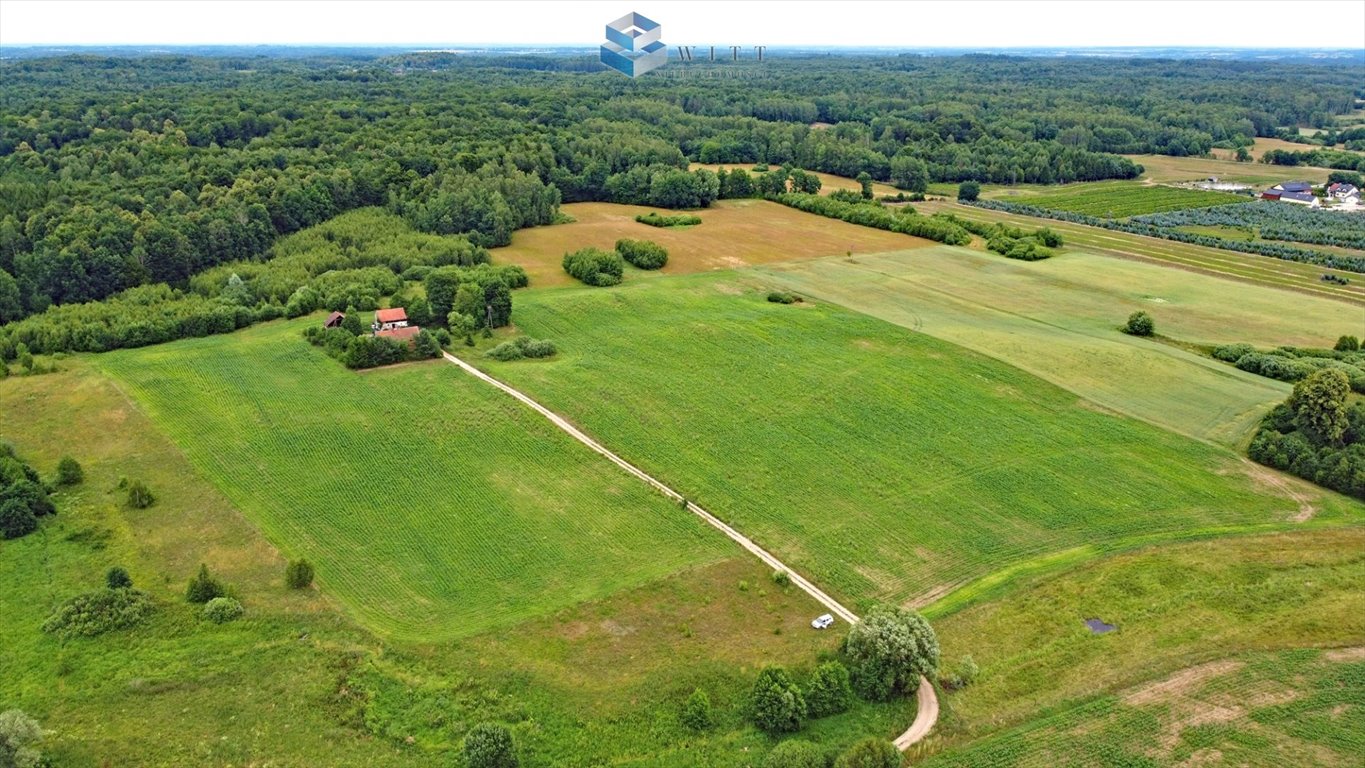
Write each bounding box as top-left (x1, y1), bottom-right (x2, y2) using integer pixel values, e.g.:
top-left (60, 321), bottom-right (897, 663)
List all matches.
top-left (615, 239), bottom-right (669, 270)
top-left (203, 597), bottom-right (245, 624)
top-left (1249, 369), bottom-right (1365, 500)
top-left (486, 337), bottom-right (557, 361)
top-left (186, 563), bottom-right (226, 604)
top-left (1213, 342), bottom-right (1365, 393)
top-left (562, 247), bottom-right (625, 287)
top-left (0, 445), bottom-right (55, 541)
top-left (41, 587), bottom-right (155, 638)
top-left (776, 193), bottom-right (971, 246)
top-left (635, 211), bottom-right (702, 228)
top-left (767, 291), bottom-right (802, 305)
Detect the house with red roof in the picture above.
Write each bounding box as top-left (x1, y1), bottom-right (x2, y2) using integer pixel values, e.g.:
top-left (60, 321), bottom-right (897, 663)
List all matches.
top-left (373, 307), bottom-right (409, 332)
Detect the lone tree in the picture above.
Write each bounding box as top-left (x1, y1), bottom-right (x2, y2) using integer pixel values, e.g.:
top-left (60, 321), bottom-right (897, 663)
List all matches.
top-left (0, 499), bottom-right (37, 540)
top-left (464, 722), bottom-right (518, 768)
top-left (751, 666), bottom-right (806, 734)
top-left (764, 740), bottom-right (828, 768)
top-left (845, 605), bottom-right (940, 701)
top-left (106, 566), bottom-right (133, 590)
top-left (834, 738), bottom-right (902, 768)
top-left (856, 171), bottom-right (874, 200)
top-left (186, 563), bottom-right (226, 604)
top-left (1122, 310), bottom-right (1155, 337)
top-left (679, 688), bottom-right (713, 732)
top-left (55, 456), bottom-right (83, 486)
top-left (957, 180), bottom-right (981, 201)
top-left (1290, 368), bottom-right (1351, 447)
top-left (285, 559), bottom-right (315, 589)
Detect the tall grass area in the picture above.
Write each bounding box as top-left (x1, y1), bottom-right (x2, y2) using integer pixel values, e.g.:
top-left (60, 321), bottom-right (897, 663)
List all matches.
top-left (920, 529), bottom-right (1365, 766)
top-left (99, 318), bottom-right (730, 641)
top-left (479, 274), bottom-right (1364, 610)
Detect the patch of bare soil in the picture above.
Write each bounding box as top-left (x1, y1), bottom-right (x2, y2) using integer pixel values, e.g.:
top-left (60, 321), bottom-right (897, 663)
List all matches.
top-left (1232, 459), bottom-right (1319, 521)
top-left (1324, 646), bottom-right (1365, 662)
top-left (1124, 660), bottom-right (1244, 707)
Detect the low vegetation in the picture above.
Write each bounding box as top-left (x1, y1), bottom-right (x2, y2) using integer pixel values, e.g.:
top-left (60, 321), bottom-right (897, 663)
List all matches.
top-left (777, 192), bottom-right (972, 245)
top-left (40, 586), bottom-right (156, 638)
top-left (1213, 342), bottom-right (1365, 392)
top-left (1133, 200), bottom-right (1365, 251)
top-left (767, 290), bottom-right (802, 304)
top-left (202, 596), bottom-right (245, 624)
top-left (485, 336), bottom-right (557, 361)
top-left (635, 212), bottom-right (702, 228)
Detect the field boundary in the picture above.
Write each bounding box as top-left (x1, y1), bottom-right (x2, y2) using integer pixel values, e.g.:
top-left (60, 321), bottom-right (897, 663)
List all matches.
top-left (440, 351), bottom-right (939, 748)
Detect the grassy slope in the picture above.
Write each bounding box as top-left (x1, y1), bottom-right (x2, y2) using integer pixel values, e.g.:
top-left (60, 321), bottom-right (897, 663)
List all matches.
top-left (758, 245), bottom-right (1364, 446)
top-left (97, 318), bottom-right (731, 642)
top-left (0, 360), bottom-right (913, 766)
top-left (479, 273), bottom-right (1362, 611)
top-left (919, 529), bottom-right (1365, 766)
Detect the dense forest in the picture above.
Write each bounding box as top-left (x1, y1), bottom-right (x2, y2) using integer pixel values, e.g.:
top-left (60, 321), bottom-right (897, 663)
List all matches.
top-left (0, 53), bottom-right (1359, 326)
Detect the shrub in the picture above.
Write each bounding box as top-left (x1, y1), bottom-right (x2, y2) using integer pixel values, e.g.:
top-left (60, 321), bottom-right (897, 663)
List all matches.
top-left (125, 479), bottom-right (155, 509)
top-left (487, 336), bottom-right (558, 361)
top-left (957, 180), bottom-right (981, 201)
top-left (940, 655), bottom-right (979, 690)
top-left (615, 238), bottom-right (669, 269)
top-left (1122, 310), bottom-right (1155, 337)
top-left (0, 479), bottom-right (54, 518)
top-left (0, 709), bottom-right (43, 768)
top-left (1213, 342), bottom-right (1255, 362)
top-left (845, 605), bottom-right (940, 701)
top-left (285, 559), bottom-right (315, 589)
top-left (203, 596), bottom-right (245, 624)
top-left (41, 588), bottom-right (155, 638)
top-left (464, 722), bottom-right (518, 768)
top-left (767, 291), bottom-right (801, 304)
top-left (764, 740), bottom-right (828, 768)
top-left (562, 247), bottom-right (625, 287)
top-left (0, 499), bottom-right (37, 540)
top-left (805, 660), bottom-right (854, 718)
top-left (772, 569), bottom-right (792, 587)
top-left (186, 563), bottom-right (226, 604)
top-left (55, 456), bottom-right (84, 486)
top-left (1337, 335), bottom-right (1361, 352)
top-left (635, 211), bottom-right (702, 228)
top-left (751, 666), bottom-right (806, 734)
top-left (834, 738), bottom-right (902, 768)
top-left (679, 688), bottom-right (713, 731)
top-left (106, 566), bottom-right (133, 590)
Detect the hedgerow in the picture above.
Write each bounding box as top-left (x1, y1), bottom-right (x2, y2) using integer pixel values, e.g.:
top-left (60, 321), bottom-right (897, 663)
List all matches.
top-left (615, 239), bottom-right (668, 270)
top-left (776, 193), bottom-right (971, 245)
top-left (1212, 342), bottom-right (1365, 392)
top-left (486, 336), bottom-right (557, 361)
top-left (635, 212), bottom-right (702, 228)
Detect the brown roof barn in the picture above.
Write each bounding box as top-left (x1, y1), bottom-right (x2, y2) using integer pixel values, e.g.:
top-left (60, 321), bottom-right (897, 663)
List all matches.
top-left (324, 311), bottom-right (346, 328)
top-left (375, 308), bottom-right (408, 324)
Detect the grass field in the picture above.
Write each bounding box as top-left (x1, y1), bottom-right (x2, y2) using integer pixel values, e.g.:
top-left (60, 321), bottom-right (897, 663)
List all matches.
top-left (988, 180), bottom-right (1247, 218)
top-left (491, 199), bottom-right (926, 287)
top-left (1, 356), bottom-right (918, 766)
top-left (478, 273), bottom-right (1363, 611)
top-left (758, 245), bottom-right (1364, 446)
top-left (919, 529), bottom-right (1365, 766)
top-left (97, 318), bottom-right (733, 641)
top-left (917, 199), bottom-right (1365, 303)
top-left (1130, 152), bottom-right (1335, 185)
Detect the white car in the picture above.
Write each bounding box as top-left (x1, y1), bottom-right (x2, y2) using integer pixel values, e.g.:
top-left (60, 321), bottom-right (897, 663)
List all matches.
top-left (811, 613), bottom-right (835, 630)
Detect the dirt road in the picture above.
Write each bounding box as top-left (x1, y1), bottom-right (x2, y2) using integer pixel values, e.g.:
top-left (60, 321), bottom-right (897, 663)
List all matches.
top-left (441, 350), bottom-right (937, 747)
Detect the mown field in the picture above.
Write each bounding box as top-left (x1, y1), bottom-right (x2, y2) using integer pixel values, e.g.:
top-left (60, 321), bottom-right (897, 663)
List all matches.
top-left (490, 199), bottom-right (925, 287)
top-left (1135, 149), bottom-right (1335, 185)
top-left (920, 529), bottom-right (1365, 766)
top-left (989, 180), bottom-right (1247, 218)
top-left (97, 318), bottom-right (733, 641)
top-left (479, 273), bottom-right (1363, 610)
top-left (917, 199), bottom-right (1365, 303)
top-left (758, 244), bottom-right (1364, 446)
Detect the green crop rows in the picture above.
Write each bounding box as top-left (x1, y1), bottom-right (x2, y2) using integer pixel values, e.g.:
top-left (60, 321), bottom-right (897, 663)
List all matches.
top-left (480, 274), bottom-right (1357, 611)
top-left (1018, 181), bottom-right (1247, 217)
top-left (99, 319), bottom-right (730, 641)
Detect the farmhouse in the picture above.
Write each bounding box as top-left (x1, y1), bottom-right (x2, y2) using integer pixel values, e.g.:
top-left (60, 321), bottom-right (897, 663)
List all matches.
top-left (373, 307), bottom-right (409, 331)
top-left (323, 311), bottom-right (346, 328)
top-left (375, 325), bottom-right (422, 346)
top-left (1327, 182), bottom-right (1360, 201)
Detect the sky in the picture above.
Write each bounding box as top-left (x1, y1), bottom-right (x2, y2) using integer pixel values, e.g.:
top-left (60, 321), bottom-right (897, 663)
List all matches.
top-left (1, 0), bottom-right (1363, 49)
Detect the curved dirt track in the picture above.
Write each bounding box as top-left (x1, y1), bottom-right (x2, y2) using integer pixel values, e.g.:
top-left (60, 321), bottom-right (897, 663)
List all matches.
top-left (441, 351), bottom-right (938, 748)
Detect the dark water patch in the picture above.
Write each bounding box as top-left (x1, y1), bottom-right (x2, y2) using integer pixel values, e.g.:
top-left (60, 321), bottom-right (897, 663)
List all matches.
top-left (1084, 617), bottom-right (1116, 634)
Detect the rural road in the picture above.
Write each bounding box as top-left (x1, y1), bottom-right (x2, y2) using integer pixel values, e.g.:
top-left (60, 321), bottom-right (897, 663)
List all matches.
top-left (441, 351), bottom-right (938, 748)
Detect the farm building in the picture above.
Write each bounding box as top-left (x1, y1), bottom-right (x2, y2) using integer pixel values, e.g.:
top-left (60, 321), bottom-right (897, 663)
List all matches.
top-left (376, 325), bottom-right (422, 346)
top-left (1327, 182), bottom-right (1360, 201)
top-left (1279, 191), bottom-right (1320, 207)
top-left (1262, 181), bottom-right (1321, 207)
top-left (373, 307), bottom-right (409, 331)
top-left (324, 311), bottom-right (346, 328)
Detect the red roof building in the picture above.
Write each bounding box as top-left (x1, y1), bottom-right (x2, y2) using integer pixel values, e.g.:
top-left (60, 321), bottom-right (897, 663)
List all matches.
top-left (376, 325), bottom-right (422, 345)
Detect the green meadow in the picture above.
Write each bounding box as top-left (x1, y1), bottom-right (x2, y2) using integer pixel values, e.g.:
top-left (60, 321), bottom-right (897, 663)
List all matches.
top-left (991, 181), bottom-right (1246, 217)
top-left (479, 274), bottom-right (1363, 611)
top-left (98, 320), bottom-right (731, 641)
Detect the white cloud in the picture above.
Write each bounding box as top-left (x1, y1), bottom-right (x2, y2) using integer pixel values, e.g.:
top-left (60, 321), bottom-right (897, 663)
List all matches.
top-left (1, 0), bottom-right (1362, 48)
